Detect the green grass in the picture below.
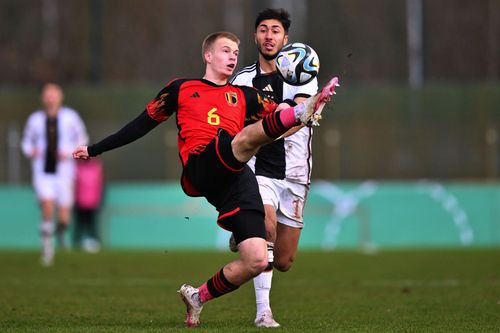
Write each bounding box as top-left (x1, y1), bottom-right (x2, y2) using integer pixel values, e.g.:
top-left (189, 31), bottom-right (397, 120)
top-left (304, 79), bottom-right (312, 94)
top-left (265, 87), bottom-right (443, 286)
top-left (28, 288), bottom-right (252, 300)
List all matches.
top-left (1, 249), bottom-right (499, 332)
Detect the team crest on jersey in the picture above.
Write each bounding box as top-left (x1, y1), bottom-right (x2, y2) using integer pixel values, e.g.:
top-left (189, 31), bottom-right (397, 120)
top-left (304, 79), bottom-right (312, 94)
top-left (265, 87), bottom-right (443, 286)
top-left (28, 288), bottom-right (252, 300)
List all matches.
top-left (225, 92), bottom-right (238, 106)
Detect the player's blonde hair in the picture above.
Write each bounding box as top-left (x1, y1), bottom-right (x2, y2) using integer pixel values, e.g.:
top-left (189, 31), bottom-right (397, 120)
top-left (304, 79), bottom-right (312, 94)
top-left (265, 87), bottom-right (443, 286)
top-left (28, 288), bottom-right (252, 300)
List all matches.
top-left (201, 31), bottom-right (240, 62)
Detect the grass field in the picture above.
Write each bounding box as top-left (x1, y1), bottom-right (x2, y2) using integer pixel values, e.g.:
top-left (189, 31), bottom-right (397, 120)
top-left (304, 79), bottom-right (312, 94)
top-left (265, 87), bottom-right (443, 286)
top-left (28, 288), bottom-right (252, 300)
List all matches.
top-left (1, 249), bottom-right (499, 332)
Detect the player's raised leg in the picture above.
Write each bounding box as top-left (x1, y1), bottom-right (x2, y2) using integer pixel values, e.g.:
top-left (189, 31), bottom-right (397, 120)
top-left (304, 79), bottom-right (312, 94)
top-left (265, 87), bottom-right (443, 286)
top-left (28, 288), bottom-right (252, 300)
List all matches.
top-left (232, 77), bottom-right (339, 163)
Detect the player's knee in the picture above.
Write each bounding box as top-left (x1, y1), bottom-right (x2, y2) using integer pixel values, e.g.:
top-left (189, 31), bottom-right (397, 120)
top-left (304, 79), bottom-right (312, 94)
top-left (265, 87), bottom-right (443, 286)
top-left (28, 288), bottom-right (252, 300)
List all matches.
top-left (274, 255), bottom-right (294, 272)
top-left (247, 252), bottom-right (269, 276)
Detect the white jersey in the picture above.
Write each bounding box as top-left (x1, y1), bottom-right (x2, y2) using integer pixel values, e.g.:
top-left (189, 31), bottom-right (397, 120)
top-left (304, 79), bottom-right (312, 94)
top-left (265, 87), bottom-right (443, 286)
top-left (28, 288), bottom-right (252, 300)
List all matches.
top-left (230, 62), bottom-right (318, 184)
top-left (22, 106), bottom-right (88, 179)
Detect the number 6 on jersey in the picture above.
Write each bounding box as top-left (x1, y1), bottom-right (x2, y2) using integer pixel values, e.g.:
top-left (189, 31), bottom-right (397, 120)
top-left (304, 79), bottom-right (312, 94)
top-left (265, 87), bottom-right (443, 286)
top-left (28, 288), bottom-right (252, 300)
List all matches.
top-left (207, 108), bottom-right (220, 125)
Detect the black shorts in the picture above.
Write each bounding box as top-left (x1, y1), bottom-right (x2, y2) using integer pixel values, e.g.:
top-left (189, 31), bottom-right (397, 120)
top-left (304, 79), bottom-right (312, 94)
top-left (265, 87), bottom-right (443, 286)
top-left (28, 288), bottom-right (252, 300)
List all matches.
top-left (181, 129), bottom-right (265, 243)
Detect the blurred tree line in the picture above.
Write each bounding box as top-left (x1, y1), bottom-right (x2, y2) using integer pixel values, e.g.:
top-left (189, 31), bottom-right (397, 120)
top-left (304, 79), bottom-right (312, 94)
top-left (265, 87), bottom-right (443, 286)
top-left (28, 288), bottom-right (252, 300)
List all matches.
top-left (1, 0), bottom-right (499, 86)
top-left (1, 0), bottom-right (499, 182)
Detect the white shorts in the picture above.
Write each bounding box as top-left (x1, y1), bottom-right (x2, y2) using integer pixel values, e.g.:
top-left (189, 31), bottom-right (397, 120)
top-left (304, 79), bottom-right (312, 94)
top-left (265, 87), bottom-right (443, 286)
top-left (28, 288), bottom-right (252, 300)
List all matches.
top-left (33, 173), bottom-right (74, 207)
top-left (256, 176), bottom-right (309, 229)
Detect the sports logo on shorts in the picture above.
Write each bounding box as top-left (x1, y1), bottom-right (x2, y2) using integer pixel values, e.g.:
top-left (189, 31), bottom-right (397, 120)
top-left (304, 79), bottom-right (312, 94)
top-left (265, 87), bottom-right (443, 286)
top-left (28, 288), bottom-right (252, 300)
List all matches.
top-left (225, 92), bottom-right (238, 106)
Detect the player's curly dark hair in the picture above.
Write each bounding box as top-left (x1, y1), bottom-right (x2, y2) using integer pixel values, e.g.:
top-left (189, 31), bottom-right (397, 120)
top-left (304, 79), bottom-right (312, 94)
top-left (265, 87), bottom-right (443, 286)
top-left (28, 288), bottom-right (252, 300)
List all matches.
top-left (255, 8), bottom-right (291, 33)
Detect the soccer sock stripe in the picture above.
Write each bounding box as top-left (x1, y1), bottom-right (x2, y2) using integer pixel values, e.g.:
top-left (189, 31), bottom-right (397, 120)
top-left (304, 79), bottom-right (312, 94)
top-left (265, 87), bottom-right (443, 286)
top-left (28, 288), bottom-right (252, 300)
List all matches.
top-left (219, 268), bottom-right (239, 290)
top-left (212, 270), bottom-right (231, 294)
top-left (269, 112), bottom-right (279, 133)
top-left (213, 270), bottom-right (233, 293)
top-left (261, 113), bottom-right (277, 138)
top-left (262, 109), bottom-right (296, 139)
top-left (263, 113), bottom-right (277, 137)
top-left (213, 272), bottom-right (230, 293)
top-left (206, 268), bottom-right (239, 299)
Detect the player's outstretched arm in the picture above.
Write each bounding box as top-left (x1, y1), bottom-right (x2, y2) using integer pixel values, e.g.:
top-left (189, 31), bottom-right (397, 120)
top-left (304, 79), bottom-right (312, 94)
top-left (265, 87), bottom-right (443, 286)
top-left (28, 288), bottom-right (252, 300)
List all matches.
top-left (72, 110), bottom-right (162, 159)
top-left (73, 146), bottom-right (89, 160)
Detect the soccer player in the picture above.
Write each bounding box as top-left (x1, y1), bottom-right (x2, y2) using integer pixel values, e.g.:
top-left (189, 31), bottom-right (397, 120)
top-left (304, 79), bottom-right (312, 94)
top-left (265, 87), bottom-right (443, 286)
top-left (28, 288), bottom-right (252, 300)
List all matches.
top-left (229, 8), bottom-right (318, 327)
top-left (73, 31), bottom-right (337, 327)
top-left (22, 83), bottom-right (89, 266)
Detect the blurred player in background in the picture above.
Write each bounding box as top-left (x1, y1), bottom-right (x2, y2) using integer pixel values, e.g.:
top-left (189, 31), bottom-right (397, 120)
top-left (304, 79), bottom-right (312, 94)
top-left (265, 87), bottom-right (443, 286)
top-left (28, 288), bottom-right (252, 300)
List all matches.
top-left (72, 31), bottom-right (336, 327)
top-left (22, 83), bottom-right (89, 266)
top-left (230, 8), bottom-right (318, 328)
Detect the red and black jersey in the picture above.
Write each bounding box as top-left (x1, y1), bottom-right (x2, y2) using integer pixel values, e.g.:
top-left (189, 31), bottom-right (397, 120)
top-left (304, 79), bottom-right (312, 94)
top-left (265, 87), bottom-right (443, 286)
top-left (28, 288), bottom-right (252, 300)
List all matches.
top-left (146, 78), bottom-right (277, 165)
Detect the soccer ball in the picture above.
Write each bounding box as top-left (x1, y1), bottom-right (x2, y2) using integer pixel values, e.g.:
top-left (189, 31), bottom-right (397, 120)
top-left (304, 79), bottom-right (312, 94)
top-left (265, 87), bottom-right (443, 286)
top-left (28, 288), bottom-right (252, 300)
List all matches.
top-left (276, 43), bottom-right (320, 86)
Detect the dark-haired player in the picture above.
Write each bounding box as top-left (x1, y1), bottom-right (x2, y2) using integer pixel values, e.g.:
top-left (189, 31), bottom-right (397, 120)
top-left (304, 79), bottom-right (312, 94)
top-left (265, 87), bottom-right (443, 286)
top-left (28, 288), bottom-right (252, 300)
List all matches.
top-left (73, 31), bottom-right (337, 328)
top-left (230, 8), bottom-right (318, 327)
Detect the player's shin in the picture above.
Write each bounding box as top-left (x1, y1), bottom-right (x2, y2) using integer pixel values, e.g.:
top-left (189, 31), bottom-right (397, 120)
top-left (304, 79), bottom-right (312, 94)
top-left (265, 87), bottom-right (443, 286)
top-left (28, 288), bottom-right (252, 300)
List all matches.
top-left (254, 242), bottom-right (274, 317)
top-left (40, 220), bottom-right (55, 266)
top-left (198, 268), bottom-right (240, 303)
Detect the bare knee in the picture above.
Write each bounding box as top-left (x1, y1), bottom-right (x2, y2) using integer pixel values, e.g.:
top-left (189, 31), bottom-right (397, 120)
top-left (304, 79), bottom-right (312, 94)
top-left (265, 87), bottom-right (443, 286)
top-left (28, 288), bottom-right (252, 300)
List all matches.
top-left (240, 248), bottom-right (268, 276)
top-left (248, 252), bottom-right (269, 276)
top-left (274, 255), bottom-right (294, 272)
top-left (239, 237), bottom-right (269, 276)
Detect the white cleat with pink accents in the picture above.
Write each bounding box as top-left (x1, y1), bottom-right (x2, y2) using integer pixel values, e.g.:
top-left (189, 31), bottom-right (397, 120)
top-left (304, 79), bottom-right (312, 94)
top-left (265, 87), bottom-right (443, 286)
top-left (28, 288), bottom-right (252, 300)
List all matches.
top-left (298, 76), bottom-right (340, 127)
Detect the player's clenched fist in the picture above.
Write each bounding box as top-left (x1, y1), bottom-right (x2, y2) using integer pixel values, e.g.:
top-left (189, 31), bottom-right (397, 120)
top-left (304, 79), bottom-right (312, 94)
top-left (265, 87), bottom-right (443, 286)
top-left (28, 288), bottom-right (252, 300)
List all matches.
top-left (73, 146), bottom-right (90, 160)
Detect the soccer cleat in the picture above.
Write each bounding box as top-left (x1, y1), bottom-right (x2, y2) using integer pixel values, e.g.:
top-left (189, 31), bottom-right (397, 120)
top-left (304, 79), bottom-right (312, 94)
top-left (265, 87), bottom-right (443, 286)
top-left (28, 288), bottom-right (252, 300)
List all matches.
top-left (255, 309), bottom-right (281, 328)
top-left (228, 234), bottom-right (238, 252)
top-left (178, 284), bottom-right (204, 327)
top-left (298, 76), bottom-right (340, 127)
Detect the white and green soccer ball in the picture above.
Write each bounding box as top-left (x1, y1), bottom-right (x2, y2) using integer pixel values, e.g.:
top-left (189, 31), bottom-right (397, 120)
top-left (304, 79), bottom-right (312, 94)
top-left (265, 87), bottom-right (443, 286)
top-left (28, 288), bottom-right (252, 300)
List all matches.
top-left (276, 42), bottom-right (320, 86)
